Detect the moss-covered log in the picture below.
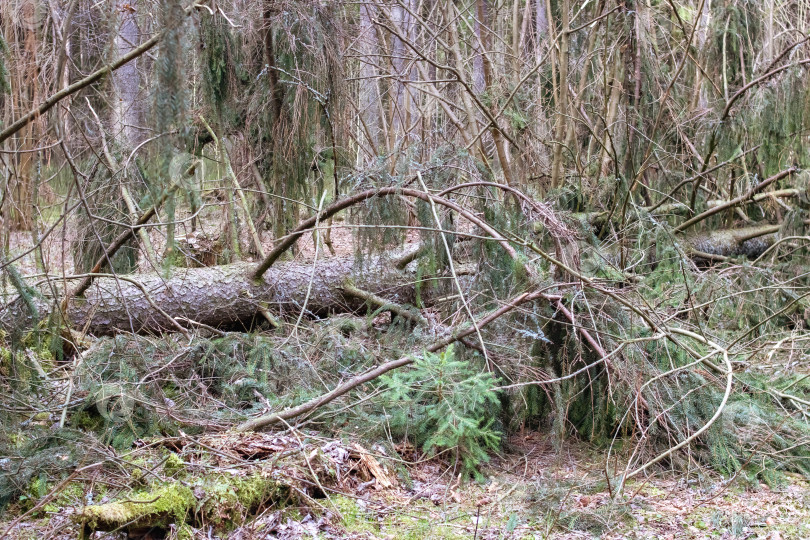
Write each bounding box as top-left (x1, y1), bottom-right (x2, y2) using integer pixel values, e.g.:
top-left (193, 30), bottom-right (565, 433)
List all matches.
top-left (75, 483), bottom-right (195, 534)
top-left (1, 254), bottom-right (417, 337)
top-left (74, 474), bottom-right (287, 535)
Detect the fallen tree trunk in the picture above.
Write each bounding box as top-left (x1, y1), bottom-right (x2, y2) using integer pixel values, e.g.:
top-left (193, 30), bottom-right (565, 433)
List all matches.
top-left (1, 254), bottom-right (417, 337)
top-left (684, 223), bottom-right (780, 260)
top-left (0, 222), bottom-right (785, 338)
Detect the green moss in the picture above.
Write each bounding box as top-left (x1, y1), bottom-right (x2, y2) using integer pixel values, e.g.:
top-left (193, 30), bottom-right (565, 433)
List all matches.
top-left (201, 473), bottom-right (286, 526)
top-left (331, 495), bottom-right (375, 534)
top-left (232, 475), bottom-right (278, 508)
top-left (337, 317), bottom-right (363, 336)
top-left (176, 523), bottom-right (195, 540)
top-left (70, 411), bottom-right (103, 431)
top-left (19, 474), bottom-right (49, 511)
top-left (163, 452), bottom-right (185, 477)
top-left (59, 482), bottom-right (92, 503)
top-left (75, 471), bottom-right (288, 534)
top-left (76, 483), bottom-right (195, 532)
top-left (41, 481), bottom-right (91, 515)
top-left (331, 495), bottom-right (470, 539)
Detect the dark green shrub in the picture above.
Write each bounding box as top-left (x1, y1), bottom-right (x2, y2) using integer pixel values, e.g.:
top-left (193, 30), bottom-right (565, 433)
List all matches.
top-left (382, 345), bottom-right (500, 479)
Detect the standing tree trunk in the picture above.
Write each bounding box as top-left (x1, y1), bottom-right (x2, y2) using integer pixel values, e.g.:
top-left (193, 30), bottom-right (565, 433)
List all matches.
top-left (550, 0), bottom-right (569, 188)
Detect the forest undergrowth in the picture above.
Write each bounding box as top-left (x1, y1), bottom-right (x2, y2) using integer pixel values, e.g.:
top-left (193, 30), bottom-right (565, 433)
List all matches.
top-left (3, 0), bottom-right (810, 537)
top-left (2, 195), bottom-right (810, 538)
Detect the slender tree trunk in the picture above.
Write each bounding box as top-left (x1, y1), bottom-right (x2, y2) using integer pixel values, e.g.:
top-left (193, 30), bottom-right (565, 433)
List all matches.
top-left (550, 0), bottom-right (569, 188)
top-left (112, 0), bottom-right (145, 147)
top-left (446, 1), bottom-right (488, 167)
top-left (358, 2), bottom-right (383, 160)
top-left (598, 49), bottom-right (624, 180)
top-left (477, 0), bottom-right (515, 186)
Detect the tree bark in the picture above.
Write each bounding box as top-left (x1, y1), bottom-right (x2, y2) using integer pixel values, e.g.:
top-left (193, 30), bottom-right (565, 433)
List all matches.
top-left (1, 254), bottom-right (416, 337)
top-left (685, 223), bottom-right (781, 260)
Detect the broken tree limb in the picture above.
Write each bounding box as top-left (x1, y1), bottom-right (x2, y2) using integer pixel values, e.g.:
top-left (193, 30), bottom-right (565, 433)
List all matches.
top-left (343, 282), bottom-right (427, 326)
top-left (252, 188), bottom-right (403, 279)
top-left (0, 35), bottom-right (161, 146)
top-left (579, 173), bottom-right (800, 236)
top-left (252, 185), bottom-right (611, 363)
top-left (705, 187), bottom-right (803, 209)
top-left (252, 187), bottom-right (519, 280)
top-left (553, 202), bottom-right (690, 232)
top-left (676, 167), bottom-right (797, 233)
top-left (646, 144), bottom-right (763, 214)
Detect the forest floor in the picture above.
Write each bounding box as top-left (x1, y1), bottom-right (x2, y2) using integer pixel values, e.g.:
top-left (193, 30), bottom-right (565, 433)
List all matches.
top-left (3, 217), bottom-right (809, 539)
top-left (1, 430), bottom-right (807, 539)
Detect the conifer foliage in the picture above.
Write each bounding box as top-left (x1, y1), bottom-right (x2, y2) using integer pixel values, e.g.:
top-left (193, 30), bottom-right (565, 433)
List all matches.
top-left (2, 3), bottom-right (810, 531)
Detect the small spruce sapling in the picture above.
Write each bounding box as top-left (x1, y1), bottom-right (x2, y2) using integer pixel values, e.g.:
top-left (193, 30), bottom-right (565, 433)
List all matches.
top-left (382, 345), bottom-right (501, 480)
